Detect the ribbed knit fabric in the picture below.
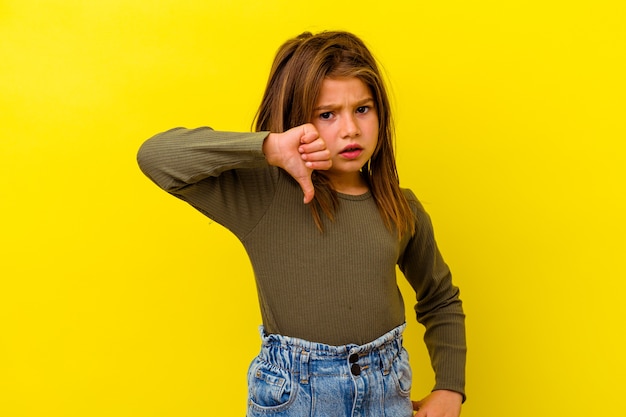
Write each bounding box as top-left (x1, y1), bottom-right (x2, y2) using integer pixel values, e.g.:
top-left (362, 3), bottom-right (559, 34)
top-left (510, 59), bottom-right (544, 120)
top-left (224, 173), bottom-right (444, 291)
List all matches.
top-left (137, 127), bottom-right (466, 398)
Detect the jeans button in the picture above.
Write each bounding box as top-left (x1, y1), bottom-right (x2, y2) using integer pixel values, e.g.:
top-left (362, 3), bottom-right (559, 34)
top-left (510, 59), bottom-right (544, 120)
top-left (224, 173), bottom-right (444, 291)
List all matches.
top-left (349, 353), bottom-right (359, 363)
top-left (350, 363), bottom-right (361, 376)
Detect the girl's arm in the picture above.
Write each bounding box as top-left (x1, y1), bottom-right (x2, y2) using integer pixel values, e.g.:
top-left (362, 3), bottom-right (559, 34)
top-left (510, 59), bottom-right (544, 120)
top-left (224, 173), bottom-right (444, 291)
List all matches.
top-left (137, 127), bottom-right (270, 193)
top-left (397, 191), bottom-right (467, 402)
top-left (137, 125), bottom-right (331, 236)
top-left (137, 127), bottom-right (275, 237)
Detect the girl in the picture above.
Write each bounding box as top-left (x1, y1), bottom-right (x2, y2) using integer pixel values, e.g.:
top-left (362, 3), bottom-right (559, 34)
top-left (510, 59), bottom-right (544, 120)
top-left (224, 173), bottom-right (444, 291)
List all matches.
top-left (138, 31), bottom-right (466, 417)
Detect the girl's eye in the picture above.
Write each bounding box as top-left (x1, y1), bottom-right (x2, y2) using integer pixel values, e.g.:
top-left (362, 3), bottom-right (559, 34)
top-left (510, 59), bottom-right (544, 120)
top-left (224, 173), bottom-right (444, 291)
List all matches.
top-left (319, 112), bottom-right (332, 120)
top-left (356, 106), bottom-right (369, 114)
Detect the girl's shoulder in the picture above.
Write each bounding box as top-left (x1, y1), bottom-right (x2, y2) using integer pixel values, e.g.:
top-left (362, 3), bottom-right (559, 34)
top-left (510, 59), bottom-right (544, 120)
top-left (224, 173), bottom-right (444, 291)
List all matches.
top-left (400, 188), bottom-right (425, 213)
top-left (400, 188), bottom-right (434, 237)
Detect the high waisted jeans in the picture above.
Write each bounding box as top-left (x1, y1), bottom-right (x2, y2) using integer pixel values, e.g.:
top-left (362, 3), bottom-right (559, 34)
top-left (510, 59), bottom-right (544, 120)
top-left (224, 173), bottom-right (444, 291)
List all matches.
top-left (246, 323), bottom-right (413, 417)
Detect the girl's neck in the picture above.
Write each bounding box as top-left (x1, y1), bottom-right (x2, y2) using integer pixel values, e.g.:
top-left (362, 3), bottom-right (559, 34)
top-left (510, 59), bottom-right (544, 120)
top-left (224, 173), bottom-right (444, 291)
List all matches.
top-left (328, 173), bottom-right (370, 195)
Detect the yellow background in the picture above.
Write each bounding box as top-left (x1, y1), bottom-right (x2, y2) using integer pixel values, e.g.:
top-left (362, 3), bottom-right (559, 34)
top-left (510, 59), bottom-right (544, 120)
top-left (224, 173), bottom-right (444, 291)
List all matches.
top-left (1, 0), bottom-right (625, 416)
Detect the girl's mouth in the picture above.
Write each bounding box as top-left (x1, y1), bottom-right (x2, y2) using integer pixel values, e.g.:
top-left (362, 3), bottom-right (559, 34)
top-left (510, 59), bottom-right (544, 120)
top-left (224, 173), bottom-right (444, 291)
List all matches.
top-left (340, 144), bottom-right (363, 159)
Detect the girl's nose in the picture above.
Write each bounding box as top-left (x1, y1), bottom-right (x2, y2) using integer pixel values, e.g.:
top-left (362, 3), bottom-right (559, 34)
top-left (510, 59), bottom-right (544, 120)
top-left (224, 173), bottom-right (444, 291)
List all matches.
top-left (340, 114), bottom-right (361, 138)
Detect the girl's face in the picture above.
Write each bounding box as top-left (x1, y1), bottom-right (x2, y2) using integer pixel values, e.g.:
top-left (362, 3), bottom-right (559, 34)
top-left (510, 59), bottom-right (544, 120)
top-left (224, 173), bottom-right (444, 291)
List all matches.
top-left (311, 77), bottom-right (379, 192)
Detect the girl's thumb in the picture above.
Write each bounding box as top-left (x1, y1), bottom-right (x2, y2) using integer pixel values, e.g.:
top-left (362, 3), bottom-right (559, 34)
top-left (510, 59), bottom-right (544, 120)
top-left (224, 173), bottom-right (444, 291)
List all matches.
top-left (297, 176), bottom-right (315, 204)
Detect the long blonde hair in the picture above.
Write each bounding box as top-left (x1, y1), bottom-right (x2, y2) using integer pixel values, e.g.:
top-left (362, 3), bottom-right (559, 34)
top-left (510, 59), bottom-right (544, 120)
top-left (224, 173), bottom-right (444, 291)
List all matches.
top-left (254, 31), bottom-right (415, 238)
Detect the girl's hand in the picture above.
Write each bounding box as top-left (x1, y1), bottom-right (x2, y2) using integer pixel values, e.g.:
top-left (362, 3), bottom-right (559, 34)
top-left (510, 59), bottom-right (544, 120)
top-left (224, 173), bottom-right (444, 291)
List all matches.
top-left (412, 390), bottom-right (463, 417)
top-left (263, 124), bottom-right (331, 204)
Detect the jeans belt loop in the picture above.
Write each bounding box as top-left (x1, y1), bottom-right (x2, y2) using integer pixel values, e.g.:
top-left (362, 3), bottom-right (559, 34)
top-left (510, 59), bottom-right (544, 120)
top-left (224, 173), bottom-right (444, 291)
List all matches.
top-left (379, 345), bottom-right (391, 376)
top-left (299, 349), bottom-right (310, 384)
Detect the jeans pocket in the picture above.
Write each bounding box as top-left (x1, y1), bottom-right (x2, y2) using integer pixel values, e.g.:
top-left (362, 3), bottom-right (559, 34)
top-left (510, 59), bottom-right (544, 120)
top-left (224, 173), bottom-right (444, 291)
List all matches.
top-left (247, 359), bottom-right (296, 411)
top-left (391, 348), bottom-right (413, 397)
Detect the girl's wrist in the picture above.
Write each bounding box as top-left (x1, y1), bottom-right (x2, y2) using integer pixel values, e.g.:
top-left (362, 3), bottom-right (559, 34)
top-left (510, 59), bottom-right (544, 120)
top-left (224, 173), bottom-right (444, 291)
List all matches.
top-left (262, 133), bottom-right (279, 166)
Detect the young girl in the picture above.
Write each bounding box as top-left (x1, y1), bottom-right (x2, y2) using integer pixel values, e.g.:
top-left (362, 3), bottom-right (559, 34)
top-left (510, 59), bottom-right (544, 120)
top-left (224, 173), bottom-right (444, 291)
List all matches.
top-left (138, 31), bottom-right (466, 417)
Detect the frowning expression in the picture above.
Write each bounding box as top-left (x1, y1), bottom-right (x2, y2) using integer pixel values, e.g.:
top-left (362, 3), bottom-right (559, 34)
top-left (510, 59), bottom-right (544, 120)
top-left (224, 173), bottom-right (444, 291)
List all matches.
top-left (311, 77), bottom-right (379, 189)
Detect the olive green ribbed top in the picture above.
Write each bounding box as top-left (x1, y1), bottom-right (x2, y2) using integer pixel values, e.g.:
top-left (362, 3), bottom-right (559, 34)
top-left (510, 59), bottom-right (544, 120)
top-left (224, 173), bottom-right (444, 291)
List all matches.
top-left (137, 127), bottom-right (466, 397)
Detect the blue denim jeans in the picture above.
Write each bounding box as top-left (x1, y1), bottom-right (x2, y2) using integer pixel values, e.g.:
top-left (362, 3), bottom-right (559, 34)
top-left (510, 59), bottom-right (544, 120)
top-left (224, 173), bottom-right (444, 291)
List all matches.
top-left (246, 323), bottom-right (413, 417)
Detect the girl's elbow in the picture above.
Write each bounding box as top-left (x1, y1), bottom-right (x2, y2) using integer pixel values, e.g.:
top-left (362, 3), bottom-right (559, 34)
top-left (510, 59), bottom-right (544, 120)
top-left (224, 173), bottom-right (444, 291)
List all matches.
top-left (136, 140), bottom-right (178, 192)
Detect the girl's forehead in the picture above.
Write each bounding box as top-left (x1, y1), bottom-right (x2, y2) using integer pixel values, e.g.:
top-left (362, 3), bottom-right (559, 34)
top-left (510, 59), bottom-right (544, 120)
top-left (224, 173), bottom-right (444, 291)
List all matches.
top-left (317, 77), bottom-right (372, 99)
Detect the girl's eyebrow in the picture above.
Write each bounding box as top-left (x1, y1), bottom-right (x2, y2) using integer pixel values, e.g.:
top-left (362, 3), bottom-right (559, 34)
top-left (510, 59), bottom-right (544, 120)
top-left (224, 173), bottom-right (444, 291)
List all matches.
top-left (313, 97), bottom-right (374, 111)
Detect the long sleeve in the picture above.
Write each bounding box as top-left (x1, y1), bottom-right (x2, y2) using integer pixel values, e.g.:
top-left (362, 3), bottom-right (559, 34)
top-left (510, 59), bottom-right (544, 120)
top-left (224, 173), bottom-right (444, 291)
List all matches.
top-left (137, 127), bottom-right (276, 237)
top-left (398, 191), bottom-right (467, 400)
